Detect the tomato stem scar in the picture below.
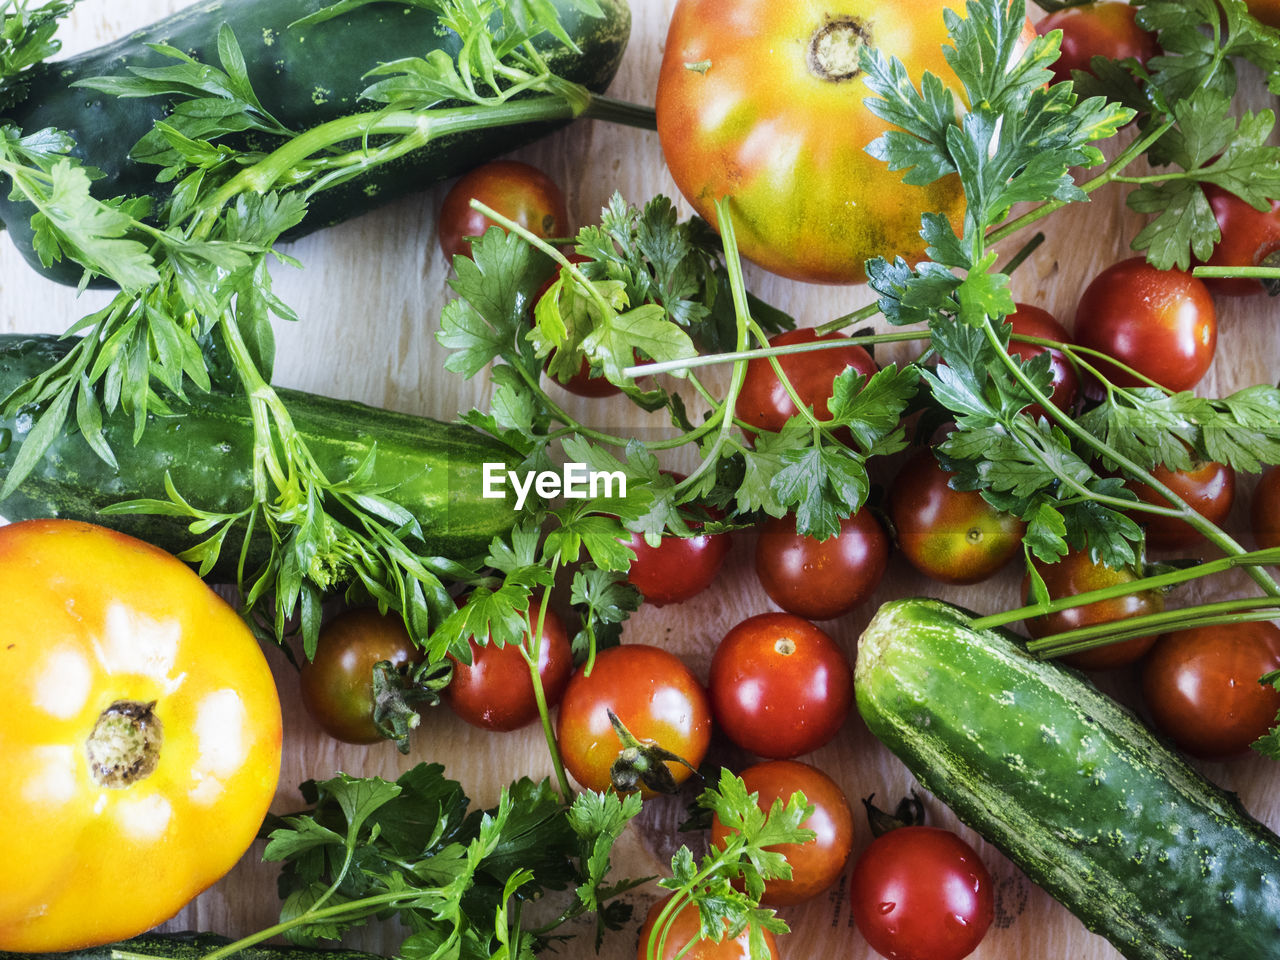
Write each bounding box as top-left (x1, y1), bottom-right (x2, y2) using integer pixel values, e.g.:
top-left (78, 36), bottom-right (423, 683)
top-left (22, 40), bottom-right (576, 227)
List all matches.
top-left (808, 17), bottom-right (867, 82)
top-left (86, 700), bottom-right (163, 788)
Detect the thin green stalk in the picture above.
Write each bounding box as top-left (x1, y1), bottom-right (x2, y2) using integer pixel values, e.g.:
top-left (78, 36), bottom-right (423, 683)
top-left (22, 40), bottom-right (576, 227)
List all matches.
top-left (978, 318), bottom-right (1280, 597)
top-left (1028, 597), bottom-right (1280, 657)
top-left (815, 300), bottom-right (881, 336)
top-left (972, 547), bottom-right (1280, 631)
top-left (1193, 265), bottom-right (1280, 279)
top-left (625, 330), bottom-right (929, 378)
top-left (522, 585), bottom-right (573, 800)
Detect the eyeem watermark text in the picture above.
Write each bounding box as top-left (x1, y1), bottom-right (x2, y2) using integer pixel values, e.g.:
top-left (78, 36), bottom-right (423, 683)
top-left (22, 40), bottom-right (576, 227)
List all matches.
top-left (483, 462), bottom-right (627, 511)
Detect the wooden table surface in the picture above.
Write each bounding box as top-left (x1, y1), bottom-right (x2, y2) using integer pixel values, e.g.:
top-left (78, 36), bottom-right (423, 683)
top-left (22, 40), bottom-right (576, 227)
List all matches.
top-left (4, 2), bottom-right (1280, 958)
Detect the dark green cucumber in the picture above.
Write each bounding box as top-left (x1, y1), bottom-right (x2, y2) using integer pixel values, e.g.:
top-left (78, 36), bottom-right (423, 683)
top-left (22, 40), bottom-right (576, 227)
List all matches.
top-left (856, 597), bottom-right (1280, 960)
top-left (0, 0), bottom-right (630, 284)
top-left (0, 334), bottom-right (519, 580)
top-left (0, 931), bottom-right (385, 960)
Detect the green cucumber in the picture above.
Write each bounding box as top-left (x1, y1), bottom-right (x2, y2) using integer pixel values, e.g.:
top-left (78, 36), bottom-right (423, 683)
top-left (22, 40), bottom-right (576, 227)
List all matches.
top-left (0, 0), bottom-right (631, 284)
top-left (0, 931), bottom-right (385, 960)
top-left (856, 597), bottom-right (1280, 960)
top-left (0, 334), bottom-right (519, 580)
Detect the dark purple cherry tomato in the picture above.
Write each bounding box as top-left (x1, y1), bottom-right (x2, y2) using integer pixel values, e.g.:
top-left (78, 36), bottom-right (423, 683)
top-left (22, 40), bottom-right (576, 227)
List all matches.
top-left (1005, 303), bottom-right (1079, 419)
top-left (1126, 460), bottom-right (1235, 549)
top-left (1036, 1), bottom-right (1159, 86)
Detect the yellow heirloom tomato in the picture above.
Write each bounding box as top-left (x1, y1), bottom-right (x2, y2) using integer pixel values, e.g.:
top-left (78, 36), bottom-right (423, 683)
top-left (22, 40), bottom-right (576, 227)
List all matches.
top-left (0, 519), bottom-right (282, 952)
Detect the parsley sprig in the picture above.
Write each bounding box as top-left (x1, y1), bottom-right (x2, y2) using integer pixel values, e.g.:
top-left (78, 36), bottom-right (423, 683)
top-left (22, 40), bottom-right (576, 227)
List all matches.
top-left (0, 0), bottom-right (655, 654)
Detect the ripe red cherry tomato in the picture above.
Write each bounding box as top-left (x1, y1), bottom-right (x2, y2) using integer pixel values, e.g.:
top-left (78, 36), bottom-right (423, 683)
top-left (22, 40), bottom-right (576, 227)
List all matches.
top-left (1024, 549), bottom-right (1164, 670)
top-left (445, 606), bottom-right (572, 732)
top-left (1194, 184), bottom-right (1280, 297)
top-left (1141, 622), bottom-right (1280, 758)
top-left (890, 451), bottom-right (1026, 585)
top-left (1073, 258), bottom-right (1217, 393)
top-left (1251, 464), bottom-right (1280, 550)
top-left (556, 644), bottom-right (711, 795)
top-left (754, 510), bottom-right (888, 620)
top-left (737, 328), bottom-right (878, 436)
top-left (637, 894), bottom-right (778, 960)
top-left (1036, 1), bottom-right (1159, 86)
top-left (710, 760), bottom-right (854, 906)
top-left (1005, 303), bottom-right (1079, 419)
top-left (1125, 460), bottom-right (1235, 549)
top-left (709, 613), bottom-right (853, 759)
top-left (626, 527), bottom-right (732, 606)
top-left (299, 608), bottom-right (423, 744)
top-left (438, 160), bottom-right (569, 262)
top-left (850, 825), bottom-right (994, 960)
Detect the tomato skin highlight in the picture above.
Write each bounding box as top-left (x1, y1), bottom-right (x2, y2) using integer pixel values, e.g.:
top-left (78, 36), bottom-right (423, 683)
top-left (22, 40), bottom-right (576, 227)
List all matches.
top-left (709, 613), bottom-right (853, 759)
top-left (1141, 622), bottom-right (1280, 759)
top-left (1025, 549), bottom-right (1164, 670)
top-left (710, 760), bottom-right (854, 906)
top-left (737, 327), bottom-right (878, 437)
top-left (556, 644), bottom-right (711, 795)
top-left (637, 894), bottom-right (778, 960)
top-left (1246, 0), bottom-right (1280, 30)
top-left (300, 608), bottom-right (423, 744)
top-left (1125, 460), bottom-right (1236, 549)
top-left (446, 607), bottom-right (572, 732)
top-left (754, 510), bottom-right (888, 620)
top-left (0, 519), bottom-right (282, 953)
top-left (656, 0), bottom-right (968, 284)
top-left (1073, 257), bottom-right (1217, 393)
top-left (438, 160), bottom-right (569, 262)
top-left (1036, 1), bottom-right (1158, 86)
top-left (1194, 184), bottom-right (1280, 297)
top-left (890, 451), bottom-right (1026, 585)
top-left (850, 825), bottom-right (994, 960)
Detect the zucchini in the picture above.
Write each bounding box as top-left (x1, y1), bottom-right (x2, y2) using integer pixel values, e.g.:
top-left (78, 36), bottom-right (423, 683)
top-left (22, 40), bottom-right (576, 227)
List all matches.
top-left (856, 597), bottom-right (1280, 960)
top-left (0, 931), bottom-right (385, 960)
top-left (0, 334), bottom-right (519, 580)
top-left (0, 0), bottom-right (631, 284)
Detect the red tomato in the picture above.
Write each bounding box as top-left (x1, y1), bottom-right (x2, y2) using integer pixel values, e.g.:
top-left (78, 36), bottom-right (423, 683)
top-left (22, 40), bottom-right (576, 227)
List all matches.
top-left (626, 528), bottom-right (732, 606)
top-left (1073, 258), bottom-right (1217, 393)
top-left (1251, 464), bottom-right (1280, 550)
top-left (445, 606), bottom-right (572, 732)
top-left (754, 510), bottom-right (888, 620)
top-left (708, 613), bottom-right (853, 759)
top-left (1141, 622), bottom-right (1280, 758)
top-left (1035, 1), bottom-right (1159, 86)
top-left (438, 160), bottom-right (569, 262)
top-left (737, 327), bottom-right (878, 436)
top-left (710, 760), bottom-right (854, 906)
top-left (890, 451), bottom-right (1026, 585)
top-left (1005, 303), bottom-right (1080, 419)
top-left (1125, 460), bottom-right (1236, 549)
top-left (1024, 549), bottom-right (1164, 670)
top-left (637, 894), bottom-right (778, 960)
top-left (1194, 184), bottom-right (1280, 297)
top-left (556, 644), bottom-right (711, 795)
top-left (850, 826), bottom-right (994, 960)
top-left (299, 608), bottom-right (423, 744)
top-left (657, 0), bottom-right (1005, 283)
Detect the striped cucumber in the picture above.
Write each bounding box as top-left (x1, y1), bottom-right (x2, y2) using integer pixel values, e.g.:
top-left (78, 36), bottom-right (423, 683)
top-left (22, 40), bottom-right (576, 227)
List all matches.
top-left (855, 597), bottom-right (1280, 960)
top-left (0, 334), bottom-right (519, 580)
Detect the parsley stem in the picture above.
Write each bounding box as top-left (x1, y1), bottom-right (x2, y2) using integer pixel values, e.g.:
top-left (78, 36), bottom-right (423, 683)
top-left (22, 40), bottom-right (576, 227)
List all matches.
top-left (815, 300), bottom-right (881, 337)
top-left (1029, 599), bottom-right (1280, 658)
top-left (624, 330), bottom-right (928, 378)
top-left (978, 317), bottom-right (1280, 597)
top-left (523, 586), bottom-right (574, 800)
top-left (972, 547), bottom-right (1280, 630)
top-left (1193, 265), bottom-right (1280, 279)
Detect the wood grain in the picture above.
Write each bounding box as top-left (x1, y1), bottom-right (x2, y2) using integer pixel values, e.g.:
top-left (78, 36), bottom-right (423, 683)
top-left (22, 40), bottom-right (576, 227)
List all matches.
top-left (3, 2), bottom-right (1279, 958)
